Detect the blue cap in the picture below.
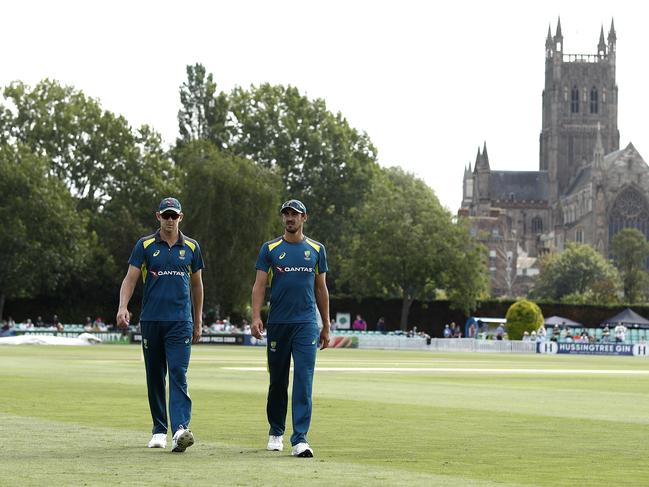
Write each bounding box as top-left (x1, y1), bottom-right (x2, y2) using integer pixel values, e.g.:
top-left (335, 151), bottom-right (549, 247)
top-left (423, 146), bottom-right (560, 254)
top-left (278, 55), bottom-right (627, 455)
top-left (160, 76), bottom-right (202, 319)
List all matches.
top-left (159, 197), bottom-right (182, 214)
top-left (280, 199), bottom-right (307, 214)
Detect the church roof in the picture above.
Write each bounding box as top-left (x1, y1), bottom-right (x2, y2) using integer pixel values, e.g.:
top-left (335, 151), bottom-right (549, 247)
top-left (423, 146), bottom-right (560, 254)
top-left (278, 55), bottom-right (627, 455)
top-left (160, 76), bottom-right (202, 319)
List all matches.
top-left (563, 147), bottom-right (632, 196)
top-left (489, 171), bottom-right (549, 201)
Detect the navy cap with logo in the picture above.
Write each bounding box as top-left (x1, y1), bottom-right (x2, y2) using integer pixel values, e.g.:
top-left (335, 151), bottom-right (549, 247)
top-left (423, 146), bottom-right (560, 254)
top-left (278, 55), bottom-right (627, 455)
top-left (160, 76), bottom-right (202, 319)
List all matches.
top-left (159, 197), bottom-right (182, 214)
top-left (280, 199), bottom-right (307, 214)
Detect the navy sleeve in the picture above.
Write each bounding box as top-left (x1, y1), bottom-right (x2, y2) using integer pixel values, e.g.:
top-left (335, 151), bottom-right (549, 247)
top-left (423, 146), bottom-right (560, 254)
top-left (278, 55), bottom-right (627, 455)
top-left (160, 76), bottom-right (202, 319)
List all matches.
top-left (192, 242), bottom-right (205, 272)
top-left (128, 240), bottom-right (144, 268)
top-left (317, 244), bottom-right (328, 274)
top-left (255, 243), bottom-right (270, 272)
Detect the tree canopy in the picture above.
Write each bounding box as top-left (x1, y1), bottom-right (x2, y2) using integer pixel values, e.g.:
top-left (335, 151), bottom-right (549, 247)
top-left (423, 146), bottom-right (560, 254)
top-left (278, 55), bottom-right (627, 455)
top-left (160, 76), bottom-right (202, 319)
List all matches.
top-left (339, 167), bottom-right (488, 329)
top-left (533, 243), bottom-right (621, 304)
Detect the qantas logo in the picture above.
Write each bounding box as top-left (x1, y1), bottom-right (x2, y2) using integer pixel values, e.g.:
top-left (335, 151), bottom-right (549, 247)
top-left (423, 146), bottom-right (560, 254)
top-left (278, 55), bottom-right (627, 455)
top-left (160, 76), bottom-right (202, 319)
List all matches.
top-left (150, 270), bottom-right (185, 278)
top-left (275, 266), bottom-right (314, 273)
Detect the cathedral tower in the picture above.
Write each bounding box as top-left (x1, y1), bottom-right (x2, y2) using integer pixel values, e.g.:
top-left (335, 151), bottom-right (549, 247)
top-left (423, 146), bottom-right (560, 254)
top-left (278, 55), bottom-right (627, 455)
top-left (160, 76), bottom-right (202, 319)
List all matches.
top-left (539, 18), bottom-right (620, 202)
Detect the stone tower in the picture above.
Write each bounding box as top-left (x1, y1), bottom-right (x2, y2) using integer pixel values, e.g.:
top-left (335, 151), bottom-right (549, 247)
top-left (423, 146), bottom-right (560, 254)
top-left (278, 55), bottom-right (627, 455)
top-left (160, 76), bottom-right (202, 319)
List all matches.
top-left (539, 18), bottom-right (620, 202)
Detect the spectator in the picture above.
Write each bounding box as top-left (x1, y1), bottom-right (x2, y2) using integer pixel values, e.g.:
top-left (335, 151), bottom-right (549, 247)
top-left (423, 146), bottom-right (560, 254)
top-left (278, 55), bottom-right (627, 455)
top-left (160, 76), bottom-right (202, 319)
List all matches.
top-left (537, 324), bottom-right (547, 340)
top-left (352, 314), bottom-right (367, 331)
top-left (36, 316), bottom-right (45, 327)
top-left (614, 322), bottom-right (627, 343)
top-left (450, 322), bottom-right (457, 336)
top-left (7, 316), bottom-right (16, 329)
top-left (522, 331), bottom-right (531, 342)
top-left (84, 316), bottom-right (93, 331)
top-left (443, 324), bottom-right (451, 338)
top-left (468, 322), bottom-right (476, 338)
top-left (329, 318), bottom-right (337, 333)
top-left (52, 314), bottom-right (64, 333)
top-left (376, 317), bottom-right (386, 334)
top-left (495, 323), bottom-right (505, 341)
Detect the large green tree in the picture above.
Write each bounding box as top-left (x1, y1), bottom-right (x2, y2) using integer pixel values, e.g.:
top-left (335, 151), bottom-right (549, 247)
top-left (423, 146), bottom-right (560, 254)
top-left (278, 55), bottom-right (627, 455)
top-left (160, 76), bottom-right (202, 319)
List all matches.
top-left (533, 243), bottom-right (621, 304)
top-left (611, 228), bottom-right (649, 303)
top-left (177, 69), bottom-right (380, 285)
top-left (0, 144), bottom-right (91, 319)
top-left (177, 140), bottom-right (282, 315)
top-left (339, 167), bottom-right (488, 329)
top-left (0, 80), bottom-right (178, 297)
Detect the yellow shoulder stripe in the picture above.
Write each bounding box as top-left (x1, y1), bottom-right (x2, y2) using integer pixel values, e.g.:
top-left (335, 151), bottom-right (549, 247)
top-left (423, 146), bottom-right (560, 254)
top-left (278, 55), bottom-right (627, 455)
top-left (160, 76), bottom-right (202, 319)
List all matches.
top-left (185, 240), bottom-right (196, 252)
top-left (143, 238), bottom-right (155, 249)
top-left (268, 240), bottom-right (282, 252)
top-left (305, 238), bottom-right (321, 253)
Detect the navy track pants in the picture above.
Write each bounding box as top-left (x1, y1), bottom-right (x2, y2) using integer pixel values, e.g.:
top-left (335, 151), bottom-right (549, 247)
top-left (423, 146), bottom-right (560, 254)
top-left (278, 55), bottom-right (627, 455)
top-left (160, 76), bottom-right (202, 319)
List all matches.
top-left (140, 321), bottom-right (193, 435)
top-left (266, 322), bottom-right (319, 446)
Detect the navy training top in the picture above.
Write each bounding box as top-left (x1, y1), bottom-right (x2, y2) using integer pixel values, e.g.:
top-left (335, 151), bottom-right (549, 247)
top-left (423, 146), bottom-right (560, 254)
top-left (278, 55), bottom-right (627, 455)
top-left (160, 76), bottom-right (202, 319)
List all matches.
top-left (255, 236), bottom-right (328, 324)
top-left (128, 230), bottom-right (204, 322)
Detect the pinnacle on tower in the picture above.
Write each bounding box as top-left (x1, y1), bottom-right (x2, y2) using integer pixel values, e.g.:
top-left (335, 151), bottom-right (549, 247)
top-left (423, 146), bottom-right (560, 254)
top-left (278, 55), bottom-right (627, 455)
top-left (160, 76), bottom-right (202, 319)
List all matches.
top-left (555, 17), bottom-right (563, 39)
top-left (546, 24), bottom-right (553, 48)
top-left (473, 147), bottom-right (481, 173)
top-left (598, 25), bottom-right (606, 54)
top-left (482, 141), bottom-right (489, 166)
top-left (608, 18), bottom-right (616, 42)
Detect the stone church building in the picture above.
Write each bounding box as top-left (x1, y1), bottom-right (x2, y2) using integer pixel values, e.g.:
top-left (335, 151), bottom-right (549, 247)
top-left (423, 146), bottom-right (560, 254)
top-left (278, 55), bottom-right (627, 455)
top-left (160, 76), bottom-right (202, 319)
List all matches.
top-left (459, 19), bottom-right (649, 296)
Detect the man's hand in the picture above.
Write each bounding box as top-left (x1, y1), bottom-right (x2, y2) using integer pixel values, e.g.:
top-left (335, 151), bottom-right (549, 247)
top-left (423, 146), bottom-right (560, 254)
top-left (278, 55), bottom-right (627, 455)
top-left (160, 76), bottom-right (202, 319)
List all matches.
top-left (116, 308), bottom-right (130, 329)
top-left (251, 318), bottom-right (264, 339)
top-left (319, 327), bottom-right (330, 350)
top-left (192, 322), bottom-right (202, 344)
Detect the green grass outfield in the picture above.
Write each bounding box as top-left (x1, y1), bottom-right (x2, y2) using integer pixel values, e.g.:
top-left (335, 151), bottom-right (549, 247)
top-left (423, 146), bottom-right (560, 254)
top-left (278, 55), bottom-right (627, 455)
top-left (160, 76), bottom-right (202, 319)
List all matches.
top-left (1, 345), bottom-right (649, 486)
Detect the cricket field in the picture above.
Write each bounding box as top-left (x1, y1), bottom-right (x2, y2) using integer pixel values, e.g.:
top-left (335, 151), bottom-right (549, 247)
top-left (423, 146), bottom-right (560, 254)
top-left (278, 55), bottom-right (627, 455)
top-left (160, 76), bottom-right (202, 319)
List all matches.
top-left (1, 345), bottom-right (648, 486)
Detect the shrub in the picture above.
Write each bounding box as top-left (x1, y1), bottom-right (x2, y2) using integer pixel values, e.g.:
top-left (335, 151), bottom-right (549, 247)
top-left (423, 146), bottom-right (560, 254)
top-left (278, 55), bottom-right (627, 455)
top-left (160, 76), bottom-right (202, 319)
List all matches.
top-left (505, 299), bottom-right (544, 340)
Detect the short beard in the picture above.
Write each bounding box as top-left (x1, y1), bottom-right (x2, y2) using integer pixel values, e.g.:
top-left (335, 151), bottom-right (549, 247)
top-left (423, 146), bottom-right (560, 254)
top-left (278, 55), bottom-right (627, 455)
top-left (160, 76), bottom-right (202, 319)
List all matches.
top-left (285, 226), bottom-right (298, 234)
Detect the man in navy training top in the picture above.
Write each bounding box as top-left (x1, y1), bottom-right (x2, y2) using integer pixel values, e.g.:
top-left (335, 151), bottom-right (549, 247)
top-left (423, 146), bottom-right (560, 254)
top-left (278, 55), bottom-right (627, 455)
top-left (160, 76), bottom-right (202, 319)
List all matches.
top-left (251, 199), bottom-right (330, 458)
top-left (117, 197), bottom-right (204, 453)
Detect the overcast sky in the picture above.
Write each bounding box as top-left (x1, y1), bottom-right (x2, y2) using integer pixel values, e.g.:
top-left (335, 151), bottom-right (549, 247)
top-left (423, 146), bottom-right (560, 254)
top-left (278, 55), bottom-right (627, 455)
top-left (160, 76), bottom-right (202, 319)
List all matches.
top-left (2, 0), bottom-right (646, 211)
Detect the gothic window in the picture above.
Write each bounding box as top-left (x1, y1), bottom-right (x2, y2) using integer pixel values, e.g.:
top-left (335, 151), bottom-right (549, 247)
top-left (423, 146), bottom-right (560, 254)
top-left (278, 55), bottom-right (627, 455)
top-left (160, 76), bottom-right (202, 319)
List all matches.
top-left (575, 229), bottom-right (584, 243)
top-left (602, 88), bottom-right (607, 103)
top-left (531, 216), bottom-right (543, 233)
top-left (609, 187), bottom-right (649, 251)
top-left (564, 86), bottom-right (568, 101)
top-left (590, 87), bottom-right (598, 114)
top-left (571, 86), bottom-right (579, 113)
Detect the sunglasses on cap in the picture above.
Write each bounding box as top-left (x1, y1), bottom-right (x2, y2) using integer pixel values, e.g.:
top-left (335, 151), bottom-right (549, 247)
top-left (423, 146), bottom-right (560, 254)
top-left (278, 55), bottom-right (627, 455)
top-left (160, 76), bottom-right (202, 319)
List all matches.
top-left (160, 212), bottom-right (180, 220)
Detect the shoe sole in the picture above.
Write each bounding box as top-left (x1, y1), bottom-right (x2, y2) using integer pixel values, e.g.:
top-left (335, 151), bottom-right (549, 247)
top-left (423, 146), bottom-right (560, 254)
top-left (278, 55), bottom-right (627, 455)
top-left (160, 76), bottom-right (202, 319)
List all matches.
top-left (294, 449), bottom-right (313, 458)
top-left (148, 443), bottom-right (166, 449)
top-left (171, 431), bottom-right (194, 453)
top-left (267, 446), bottom-right (283, 451)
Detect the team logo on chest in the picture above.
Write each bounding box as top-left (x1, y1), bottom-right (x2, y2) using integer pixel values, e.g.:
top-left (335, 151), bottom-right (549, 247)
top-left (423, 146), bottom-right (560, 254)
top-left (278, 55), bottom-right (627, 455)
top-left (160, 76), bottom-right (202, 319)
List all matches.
top-left (179, 249), bottom-right (186, 260)
top-left (304, 250), bottom-right (311, 260)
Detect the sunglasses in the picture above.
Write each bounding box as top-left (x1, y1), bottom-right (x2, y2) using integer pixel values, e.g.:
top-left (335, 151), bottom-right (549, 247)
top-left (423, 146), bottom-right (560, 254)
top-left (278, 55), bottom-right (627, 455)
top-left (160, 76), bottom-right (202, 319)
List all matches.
top-left (160, 212), bottom-right (180, 220)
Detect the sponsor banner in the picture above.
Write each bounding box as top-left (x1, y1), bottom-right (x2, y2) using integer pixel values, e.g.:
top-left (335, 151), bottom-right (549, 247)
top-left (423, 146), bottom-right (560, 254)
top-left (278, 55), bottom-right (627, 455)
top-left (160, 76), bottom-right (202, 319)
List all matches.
top-left (15, 330), bottom-right (129, 343)
top-left (328, 335), bottom-right (359, 348)
top-left (130, 332), bottom-right (245, 345)
top-left (537, 341), bottom-right (649, 356)
top-left (336, 312), bottom-right (351, 330)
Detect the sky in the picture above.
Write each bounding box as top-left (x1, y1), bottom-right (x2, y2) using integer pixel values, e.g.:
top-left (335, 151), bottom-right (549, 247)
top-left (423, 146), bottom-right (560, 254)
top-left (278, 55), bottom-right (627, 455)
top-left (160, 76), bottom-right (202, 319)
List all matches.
top-left (2, 0), bottom-right (647, 211)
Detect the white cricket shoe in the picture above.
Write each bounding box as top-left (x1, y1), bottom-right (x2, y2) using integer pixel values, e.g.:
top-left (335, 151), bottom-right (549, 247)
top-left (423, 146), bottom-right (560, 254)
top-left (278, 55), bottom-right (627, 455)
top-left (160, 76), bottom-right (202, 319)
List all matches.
top-left (291, 442), bottom-right (313, 457)
top-left (171, 428), bottom-right (194, 453)
top-left (147, 433), bottom-right (167, 449)
top-left (267, 435), bottom-right (284, 451)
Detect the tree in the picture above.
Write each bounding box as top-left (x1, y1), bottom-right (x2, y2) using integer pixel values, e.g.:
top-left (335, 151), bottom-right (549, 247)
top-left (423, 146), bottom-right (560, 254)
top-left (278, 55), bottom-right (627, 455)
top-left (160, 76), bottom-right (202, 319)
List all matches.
top-left (339, 167), bottom-right (488, 330)
top-left (177, 63), bottom-right (229, 148)
top-left (505, 299), bottom-right (544, 340)
top-left (533, 243), bottom-right (621, 304)
top-left (0, 144), bottom-right (91, 319)
top-left (611, 228), bottom-right (649, 303)
top-left (177, 140), bottom-right (282, 315)
top-left (0, 80), bottom-right (179, 299)
top-left (176, 72), bottom-right (380, 284)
